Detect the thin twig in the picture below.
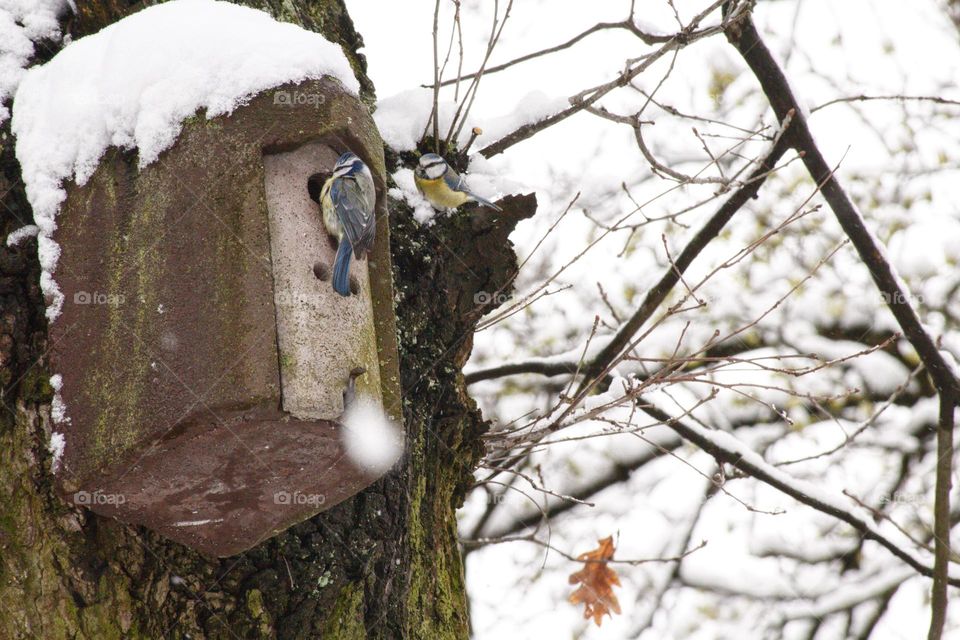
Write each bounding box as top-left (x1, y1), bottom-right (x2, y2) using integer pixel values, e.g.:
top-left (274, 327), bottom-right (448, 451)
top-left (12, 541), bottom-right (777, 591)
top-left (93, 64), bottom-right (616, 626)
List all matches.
top-left (460, 532), bottom-right (707, 567)
top-left (427, 20), bottom-right (672, 89)
top-left (445, 0), bottom-right (514, 147)
top-left (811, 94), bottom-right (960, 114)
top-left (429, 0), bottom-right (441, 151)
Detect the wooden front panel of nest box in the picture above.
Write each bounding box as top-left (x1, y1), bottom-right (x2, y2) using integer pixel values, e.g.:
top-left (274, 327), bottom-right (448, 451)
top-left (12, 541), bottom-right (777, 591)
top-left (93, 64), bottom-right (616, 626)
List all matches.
top-left (263, 142), bottom-right (381, 420)
top-left (46, 78), bottom-right (402, 557)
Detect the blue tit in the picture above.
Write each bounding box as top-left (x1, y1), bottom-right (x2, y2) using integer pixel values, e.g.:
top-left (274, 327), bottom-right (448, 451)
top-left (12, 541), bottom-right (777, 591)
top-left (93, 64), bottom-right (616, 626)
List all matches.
top-left (414, 153), bottom-right (502, 211)
top-left (318, 152), bottom-right (377, 296)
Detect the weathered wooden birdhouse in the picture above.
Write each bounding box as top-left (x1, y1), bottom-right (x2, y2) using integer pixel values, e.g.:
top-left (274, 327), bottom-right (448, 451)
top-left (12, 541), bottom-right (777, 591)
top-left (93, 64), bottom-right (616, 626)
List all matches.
top-left (48, 78), bottom-right (402, 557)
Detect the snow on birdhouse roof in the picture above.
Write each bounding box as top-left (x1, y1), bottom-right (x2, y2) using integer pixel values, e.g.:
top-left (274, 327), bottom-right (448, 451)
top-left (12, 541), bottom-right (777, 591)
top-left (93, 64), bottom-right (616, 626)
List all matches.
top-left (11, 0), bottom-right (360, 322)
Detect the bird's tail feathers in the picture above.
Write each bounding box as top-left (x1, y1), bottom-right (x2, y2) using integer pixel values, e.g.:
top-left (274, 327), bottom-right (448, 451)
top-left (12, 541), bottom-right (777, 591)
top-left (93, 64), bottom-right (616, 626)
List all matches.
top-left (469, 193), bottom-right (502, 211)
top-left (332, 240), bottom-right (352, 296)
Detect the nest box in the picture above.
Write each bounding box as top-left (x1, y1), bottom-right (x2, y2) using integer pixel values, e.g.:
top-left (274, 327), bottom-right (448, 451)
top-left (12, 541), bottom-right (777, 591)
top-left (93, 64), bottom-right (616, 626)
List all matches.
top-left (48, 79), bottom-right (402, 557)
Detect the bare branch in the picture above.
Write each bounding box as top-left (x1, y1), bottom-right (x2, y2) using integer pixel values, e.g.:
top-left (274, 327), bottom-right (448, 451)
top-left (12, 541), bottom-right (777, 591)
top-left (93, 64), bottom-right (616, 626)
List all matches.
top-left (581, 120), bottom-right (794, 382)
top-left (929, 388), bottom-right (956, 640)
top-left (641, 401), bottom-right (960, 586)
top-left (723, 13), bottom-right (960, 631)
top-left (585, 104), bottom-right (731, 185)
top-left (724, 9), bottom-right (959, 398)
top-left (478, 0), bottom-right (738, 157)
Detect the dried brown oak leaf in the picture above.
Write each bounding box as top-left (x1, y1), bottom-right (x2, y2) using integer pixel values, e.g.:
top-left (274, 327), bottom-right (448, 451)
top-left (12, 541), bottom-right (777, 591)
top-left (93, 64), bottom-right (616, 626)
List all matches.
top-left (568, 536), bottom-right (621, 626)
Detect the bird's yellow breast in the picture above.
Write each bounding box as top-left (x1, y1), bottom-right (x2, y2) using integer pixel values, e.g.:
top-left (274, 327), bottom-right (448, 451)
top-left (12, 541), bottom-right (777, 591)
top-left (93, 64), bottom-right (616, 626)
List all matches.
top-left (320, 178), bottom-right (342, 239)
top-left (414, 175), bottom-right (470, 209)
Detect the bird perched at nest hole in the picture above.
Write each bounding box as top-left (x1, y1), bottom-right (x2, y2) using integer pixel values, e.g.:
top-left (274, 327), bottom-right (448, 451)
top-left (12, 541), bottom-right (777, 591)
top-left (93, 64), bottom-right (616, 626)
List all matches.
top-left (414, 153), bottom-right (502, 211)
top-left (311, 152), bottom-right (376, 296)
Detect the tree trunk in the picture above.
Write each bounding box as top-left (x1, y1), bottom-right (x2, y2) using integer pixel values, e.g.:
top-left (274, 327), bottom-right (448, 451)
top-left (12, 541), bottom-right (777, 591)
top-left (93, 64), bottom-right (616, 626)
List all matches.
top-left (0, 2), bottom-right (535, 637)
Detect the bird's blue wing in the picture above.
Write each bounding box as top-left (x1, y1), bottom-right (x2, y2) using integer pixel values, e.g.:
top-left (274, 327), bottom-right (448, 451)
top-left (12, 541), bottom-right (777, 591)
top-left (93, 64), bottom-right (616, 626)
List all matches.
top-left (442, 167), bottom-right (469, 194)
top-left (330, 175), bottom-right (376, 256)
top-left (441, 166), bottom-right (501, 211)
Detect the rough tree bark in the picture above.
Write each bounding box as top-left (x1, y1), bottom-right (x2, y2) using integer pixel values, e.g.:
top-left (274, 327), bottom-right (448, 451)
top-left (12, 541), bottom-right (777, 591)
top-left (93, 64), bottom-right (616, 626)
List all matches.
top-left (0, 1), bottom-right (534, 637)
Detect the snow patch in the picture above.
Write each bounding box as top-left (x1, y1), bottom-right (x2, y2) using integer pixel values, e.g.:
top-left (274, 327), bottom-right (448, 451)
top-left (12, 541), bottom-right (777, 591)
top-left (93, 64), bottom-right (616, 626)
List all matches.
top-left (48, 431), bottom-right (65, 473)
top-left (0, 0), bottom-right (72, 122)
top-left (49, 373), bottom-right (69, 424)
top-left (5, 224), bottom-right (39, 246)
top-left (172, 518), bottom-right (224, 527)
top-left (389, 168), bottom-right (439, 224)
top-left (341, 398), bottom-right (403, 474)
top-left (465, 154), bottom-right (523, 201)
top-left (12, 0), bottom-right (360, 321)
top-left (374, 88), bottom-right (456, 152)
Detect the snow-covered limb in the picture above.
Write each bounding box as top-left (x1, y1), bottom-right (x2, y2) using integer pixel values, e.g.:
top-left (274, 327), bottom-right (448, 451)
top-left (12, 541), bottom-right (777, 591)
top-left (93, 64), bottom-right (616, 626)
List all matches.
top-left (751, 533), bottom-right (856, 564)
top-left (778, 566), bottom-right (916, 622)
